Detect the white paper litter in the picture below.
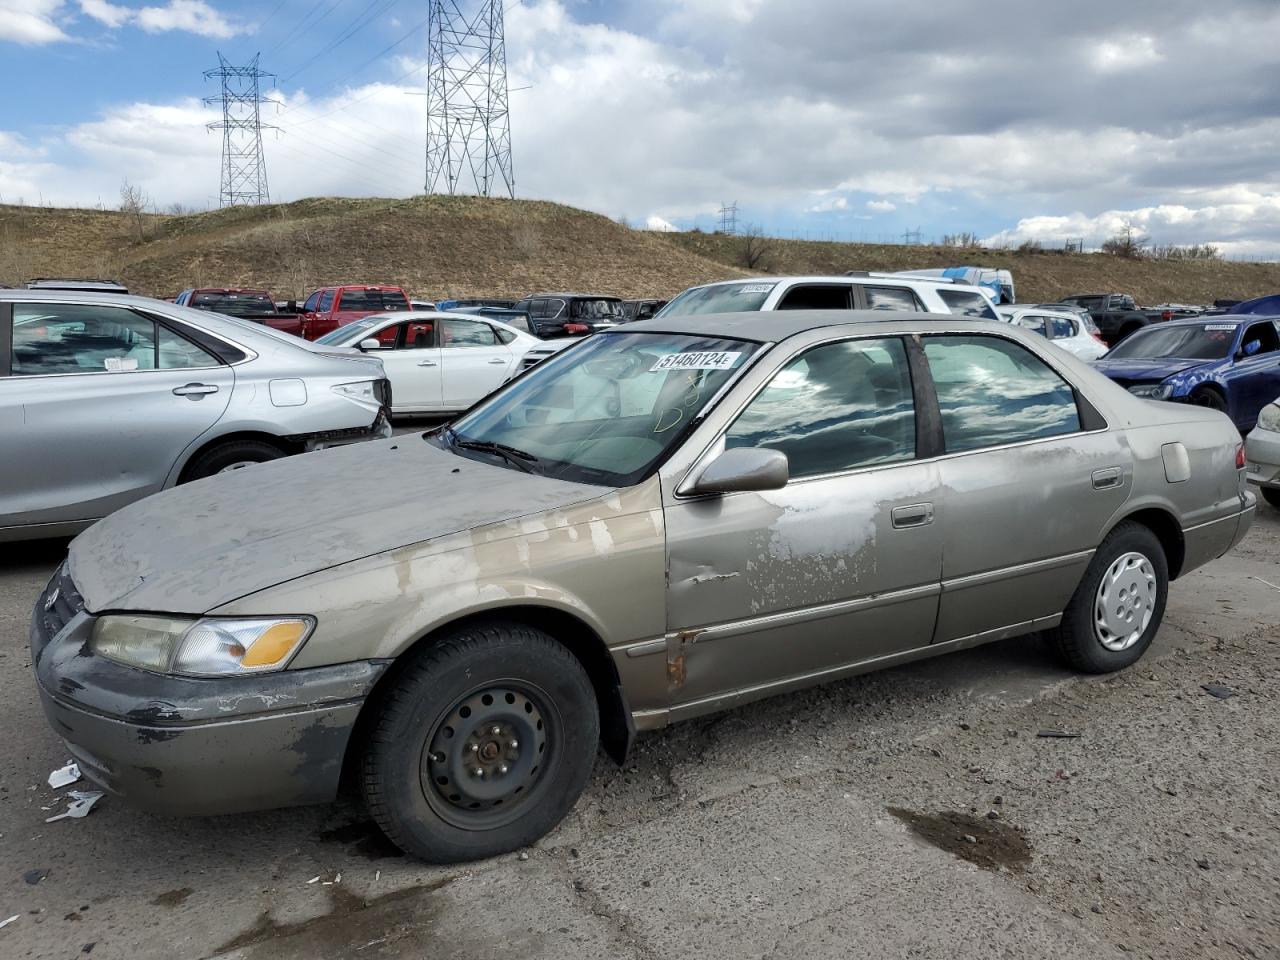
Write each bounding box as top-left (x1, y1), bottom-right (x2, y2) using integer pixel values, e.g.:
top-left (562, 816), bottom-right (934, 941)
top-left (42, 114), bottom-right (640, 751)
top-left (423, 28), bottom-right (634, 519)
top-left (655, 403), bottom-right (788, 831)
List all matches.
top-left (45, 791), bottom-right (103, 823)
top-left (48, 762), bottom-right (81, 790)
top-left (0, 915), bottom-right (18, 930)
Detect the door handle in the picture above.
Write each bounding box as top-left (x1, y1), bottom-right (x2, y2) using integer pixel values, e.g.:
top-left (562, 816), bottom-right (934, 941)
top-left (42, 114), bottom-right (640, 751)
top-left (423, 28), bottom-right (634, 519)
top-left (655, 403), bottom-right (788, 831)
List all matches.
top-left (1091, 467), bottom-right (1123, 490)
top-left (417, 360), bottom-right (438, 367)
top-left (487, 358), bottom-right (507, 364)
top-left (891, 502), bottom-right (934, 528)
top-left (172, 383), bottom-right (219, 397)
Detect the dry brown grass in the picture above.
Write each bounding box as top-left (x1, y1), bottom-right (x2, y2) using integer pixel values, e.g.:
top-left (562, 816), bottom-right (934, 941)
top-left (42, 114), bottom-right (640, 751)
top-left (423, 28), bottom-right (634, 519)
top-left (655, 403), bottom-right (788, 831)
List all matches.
top-left (2, 196), bottom-right (1277, 305)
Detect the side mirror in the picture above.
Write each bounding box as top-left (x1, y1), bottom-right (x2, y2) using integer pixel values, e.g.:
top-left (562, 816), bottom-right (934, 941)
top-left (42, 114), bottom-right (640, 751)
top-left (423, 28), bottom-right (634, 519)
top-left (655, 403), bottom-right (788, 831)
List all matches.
top-left (358, 338), bottom-right (381, 351)
top-left (689, 447), bottom-right (789, 495)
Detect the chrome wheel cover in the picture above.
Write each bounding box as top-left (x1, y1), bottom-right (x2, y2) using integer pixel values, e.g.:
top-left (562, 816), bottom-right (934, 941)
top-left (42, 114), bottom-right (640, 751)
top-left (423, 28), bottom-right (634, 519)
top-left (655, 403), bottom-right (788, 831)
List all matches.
top-left (1093, 551), bottom-right (1157, 651)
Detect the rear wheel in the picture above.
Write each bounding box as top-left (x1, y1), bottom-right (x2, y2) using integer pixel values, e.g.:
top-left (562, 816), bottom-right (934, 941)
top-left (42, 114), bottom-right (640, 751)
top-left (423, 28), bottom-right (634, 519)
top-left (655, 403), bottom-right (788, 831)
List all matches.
top-left (1116, 323), bottom-right (1144, 343)
top-left (181, 439), bottom-right (286, 482)
top-left (1047, 522), bottom-right (1168, 674)
top-left (362, 622), bottom-right (599, 863)
top-left (1262, 488), bottom-right (1280, 510)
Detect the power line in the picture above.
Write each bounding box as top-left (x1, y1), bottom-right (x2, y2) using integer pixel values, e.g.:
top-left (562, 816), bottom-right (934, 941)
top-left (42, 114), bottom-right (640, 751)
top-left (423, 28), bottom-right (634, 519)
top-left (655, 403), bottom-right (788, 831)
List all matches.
top-left (265, 0), bottom-right (344, 57)
top-left (203, 52), bottom-right (276, 207)
top-left (280, 0), bottom-right (403, 83)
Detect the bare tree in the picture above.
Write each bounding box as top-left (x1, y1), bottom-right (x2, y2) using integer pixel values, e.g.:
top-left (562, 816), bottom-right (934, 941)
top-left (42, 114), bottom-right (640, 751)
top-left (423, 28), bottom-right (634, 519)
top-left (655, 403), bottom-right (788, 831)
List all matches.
top-left (740, 224), bottom-right (773, 270)
top-left (119, 178), bottom-right (150, 241)
top-left (942, 231), bottom-right (980, 248)
top-left (1101, 220), bottom-right (1148, 259)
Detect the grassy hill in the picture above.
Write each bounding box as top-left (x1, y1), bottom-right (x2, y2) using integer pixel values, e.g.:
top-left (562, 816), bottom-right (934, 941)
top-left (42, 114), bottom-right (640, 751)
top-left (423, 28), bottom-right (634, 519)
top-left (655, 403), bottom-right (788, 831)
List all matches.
top-left (2, 195), bottom-right (1278, 305)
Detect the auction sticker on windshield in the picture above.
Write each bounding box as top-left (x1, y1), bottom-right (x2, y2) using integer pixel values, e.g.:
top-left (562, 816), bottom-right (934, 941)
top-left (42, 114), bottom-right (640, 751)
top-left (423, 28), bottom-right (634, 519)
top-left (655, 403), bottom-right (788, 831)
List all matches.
top-left (650, 351), bottom-right (743, 372)
top-left (1204, 324), bottom-right (1236, 331)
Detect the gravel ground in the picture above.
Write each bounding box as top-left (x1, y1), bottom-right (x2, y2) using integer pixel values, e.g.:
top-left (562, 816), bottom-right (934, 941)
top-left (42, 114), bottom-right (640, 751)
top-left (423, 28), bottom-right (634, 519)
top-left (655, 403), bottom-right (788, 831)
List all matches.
top-left (0, 499), bottom-right (1276, 959)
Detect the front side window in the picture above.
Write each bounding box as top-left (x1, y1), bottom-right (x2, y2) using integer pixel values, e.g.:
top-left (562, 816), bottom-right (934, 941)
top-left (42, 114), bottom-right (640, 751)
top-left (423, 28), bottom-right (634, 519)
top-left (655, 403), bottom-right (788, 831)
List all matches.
top-left (11, 304), bottom-right (216, 375)
top-left (318, 291), bottom-right (335, 311)
top-left (440, 318), bottom-right (496, 347)
top-left (658, 282), bottom-right (776, 317)
top-left (923, 335), bottom-right (1081, 453)
top-left (447, 332), bottom-right (760, 485)
top-left (937, 289), bottom-right (998, 320)
top-left (302, 292), bottom-right (321, 312)
top-left (863, 286), bottom-right (924, 312)
top-left (403, 320), bottom-right (435, 348)
top-left (726, 338), bottom-right (915, 478)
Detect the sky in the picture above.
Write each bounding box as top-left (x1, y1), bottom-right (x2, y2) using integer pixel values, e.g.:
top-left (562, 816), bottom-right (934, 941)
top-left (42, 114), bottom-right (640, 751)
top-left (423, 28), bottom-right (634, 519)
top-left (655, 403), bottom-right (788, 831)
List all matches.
top-left (2, 0), bottom-right (1280, 256)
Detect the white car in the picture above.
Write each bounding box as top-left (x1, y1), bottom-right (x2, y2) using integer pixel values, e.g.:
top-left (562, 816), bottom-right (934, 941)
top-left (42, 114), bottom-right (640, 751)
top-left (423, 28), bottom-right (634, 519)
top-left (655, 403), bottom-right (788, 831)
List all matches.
top-left (996, 305), bottom-right (1108, 361)
top-left (656, 273), bottom-right (1001, 320)
top-left (316, 311), bottom-right (562, 415)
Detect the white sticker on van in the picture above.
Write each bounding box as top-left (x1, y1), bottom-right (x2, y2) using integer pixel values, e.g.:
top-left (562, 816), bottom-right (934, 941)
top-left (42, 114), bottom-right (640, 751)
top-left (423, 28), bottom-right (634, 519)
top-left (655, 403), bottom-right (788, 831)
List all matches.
top-left (735, 283), bottom-right (776, 294)
top-left (650, 351), bottom-right (743, 372)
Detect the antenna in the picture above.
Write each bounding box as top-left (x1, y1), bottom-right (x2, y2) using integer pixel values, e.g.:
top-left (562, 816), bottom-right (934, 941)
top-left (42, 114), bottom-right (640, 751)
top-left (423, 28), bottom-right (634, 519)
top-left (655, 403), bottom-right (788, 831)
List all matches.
top-left (424, 0), bottom-right (515, 198)
top-left (203, 52), bottom-right (276, 207)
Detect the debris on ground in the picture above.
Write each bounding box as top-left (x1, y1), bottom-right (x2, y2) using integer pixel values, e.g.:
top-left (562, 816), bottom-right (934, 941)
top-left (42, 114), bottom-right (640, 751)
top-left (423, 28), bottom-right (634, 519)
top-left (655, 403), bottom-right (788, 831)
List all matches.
top-left (887, 808), bottom-right (1032, 872)
top-left (1037, 730), bottom-right (1082, 739)
top-left (45, 792), bottom-right (103, 824)
top-left (1201, 684), bottom-right (1236, 699)
top-left (47, 763), bottom-right (81, 790)
top-left (0, 915), bottom-right (19, 929)
top-left (23, 870), bottom-right (48, 885)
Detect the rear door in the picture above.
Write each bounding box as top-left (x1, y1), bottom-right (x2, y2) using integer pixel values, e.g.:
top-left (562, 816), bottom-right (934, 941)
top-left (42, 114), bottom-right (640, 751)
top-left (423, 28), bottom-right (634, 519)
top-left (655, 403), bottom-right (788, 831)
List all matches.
top-left (0, 300), bottom-right (233, 529)
top-left (920, 332), bottom-right (1129, 643)
top-left (773, 284), bottom-right (854, 310)
top-left (439, 317), bottom-right (514, 409)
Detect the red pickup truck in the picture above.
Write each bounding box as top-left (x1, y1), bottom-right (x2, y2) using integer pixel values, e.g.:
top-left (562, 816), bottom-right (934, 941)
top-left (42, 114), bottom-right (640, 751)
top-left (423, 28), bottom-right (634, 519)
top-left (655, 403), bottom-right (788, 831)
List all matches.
top-left (298, 284), bottom-right (412, 340)
top-left (174, 288), bottom-right (306, 336)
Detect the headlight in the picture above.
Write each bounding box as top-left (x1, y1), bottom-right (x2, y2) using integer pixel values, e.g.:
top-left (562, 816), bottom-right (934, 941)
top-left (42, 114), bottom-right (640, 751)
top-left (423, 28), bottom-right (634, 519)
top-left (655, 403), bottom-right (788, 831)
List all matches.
top-left (1257, 403), bottom-right (1280, 433)
top-left (90, 616), bottom-right (314, 677)
top-left (1127, 383), bottom-right (1175, 400)
top-left (331, 380), bottom-right (378, 403)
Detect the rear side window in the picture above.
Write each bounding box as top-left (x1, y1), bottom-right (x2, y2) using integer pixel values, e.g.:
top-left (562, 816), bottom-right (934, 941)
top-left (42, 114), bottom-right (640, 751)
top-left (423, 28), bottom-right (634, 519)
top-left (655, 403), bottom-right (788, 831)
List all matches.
top-left (12, 303), bottom-right (216, 375)
top-left (862, 286), bottom-right (924, 312)
top-left (922, 335), bottom-right (1081, 453)
top-left (441, 318), bottom-right (497, 347)
top-left (1049, 316), bottom-right (1076, 340)
top-left (1016, 314), bottom-right (1048, 336)
top-left (404, 321), bottom-right (434, 348)
top-left (937, 289), bottom-right (998, 320)
top-left (726, 337), bottom-right (915, 478)
top-left (775, 284), bottom-right (851, 310)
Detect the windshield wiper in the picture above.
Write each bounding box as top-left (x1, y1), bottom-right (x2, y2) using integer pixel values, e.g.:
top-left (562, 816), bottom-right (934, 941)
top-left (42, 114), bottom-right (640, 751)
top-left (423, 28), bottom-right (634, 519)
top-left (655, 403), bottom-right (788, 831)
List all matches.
top-left (450, 434), bottom-right (540, 474)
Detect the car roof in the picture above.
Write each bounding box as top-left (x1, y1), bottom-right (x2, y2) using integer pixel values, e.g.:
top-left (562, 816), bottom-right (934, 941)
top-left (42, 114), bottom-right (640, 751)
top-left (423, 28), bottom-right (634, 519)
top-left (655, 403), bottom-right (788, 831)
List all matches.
top-left (684, 274), bottom-right (988, 292)
top-left (521, 292), bottom-right (620, 300)
top-left (1158, 315), bottom-right (1252, 328)
top-left (625, 309), bottom-right (1005, 342)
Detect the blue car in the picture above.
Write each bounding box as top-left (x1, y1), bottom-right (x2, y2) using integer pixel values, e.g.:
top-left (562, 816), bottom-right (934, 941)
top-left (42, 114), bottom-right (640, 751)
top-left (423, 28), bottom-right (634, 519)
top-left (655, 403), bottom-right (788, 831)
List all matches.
top-left (1092, 315), bottom-right (1280, 432)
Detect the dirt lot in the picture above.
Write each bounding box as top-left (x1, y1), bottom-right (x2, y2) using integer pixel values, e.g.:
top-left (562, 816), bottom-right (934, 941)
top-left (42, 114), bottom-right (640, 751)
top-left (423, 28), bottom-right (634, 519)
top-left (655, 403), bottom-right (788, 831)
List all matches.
top-left (1, 502), bottom-right (1277, 960)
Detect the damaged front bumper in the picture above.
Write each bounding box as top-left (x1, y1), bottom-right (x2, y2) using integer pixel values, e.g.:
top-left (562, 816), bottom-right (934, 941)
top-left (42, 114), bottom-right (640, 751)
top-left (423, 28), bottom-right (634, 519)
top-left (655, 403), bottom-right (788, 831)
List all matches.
top-left (31, 570), bottom-right (388, 816)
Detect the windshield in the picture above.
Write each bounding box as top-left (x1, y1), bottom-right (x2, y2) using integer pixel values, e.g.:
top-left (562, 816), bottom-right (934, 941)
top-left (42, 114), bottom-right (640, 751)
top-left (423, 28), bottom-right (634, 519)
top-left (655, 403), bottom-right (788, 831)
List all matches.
top-left (315, 316), bottom-right (379, 345)
top-left (445, 332), bottom-right (761, 486)
top-left (1106, 323), bottom-right (1237, 361)
top-left (658, 282), bottom-right (776, 317)
top-left (191, 292), bottom-right (274, 317)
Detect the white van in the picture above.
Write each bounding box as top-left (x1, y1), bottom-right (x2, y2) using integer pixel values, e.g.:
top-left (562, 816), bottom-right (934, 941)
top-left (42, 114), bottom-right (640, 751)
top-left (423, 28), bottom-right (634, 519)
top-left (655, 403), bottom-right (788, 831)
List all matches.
top-left (889, 266), bottom-right (1015, 304)
top-left (655, 273), bottom-right (999, 320)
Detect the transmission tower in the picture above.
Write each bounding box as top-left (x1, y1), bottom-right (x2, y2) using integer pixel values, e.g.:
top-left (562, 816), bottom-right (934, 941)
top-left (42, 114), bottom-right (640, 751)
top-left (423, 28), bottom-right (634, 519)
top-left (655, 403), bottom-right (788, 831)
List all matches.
top-left (424, 0), bottom-right (515, 198)
top-left (203, 53), bottom-right (276, 207)
top-left (718, 201), bottom-right (739, 235)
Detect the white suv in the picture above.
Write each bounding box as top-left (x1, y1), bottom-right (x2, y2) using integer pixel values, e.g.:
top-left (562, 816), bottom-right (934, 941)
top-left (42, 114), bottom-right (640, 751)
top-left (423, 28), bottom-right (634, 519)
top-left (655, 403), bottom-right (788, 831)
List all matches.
top-left (655, 273), bottom-right (999, 320)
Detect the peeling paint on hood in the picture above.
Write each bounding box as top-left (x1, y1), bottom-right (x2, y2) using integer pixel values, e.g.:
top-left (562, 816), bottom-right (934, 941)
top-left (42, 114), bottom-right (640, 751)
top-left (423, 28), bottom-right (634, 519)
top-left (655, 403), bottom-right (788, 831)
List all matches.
top-left (68, 437), bottom-right (609, 614)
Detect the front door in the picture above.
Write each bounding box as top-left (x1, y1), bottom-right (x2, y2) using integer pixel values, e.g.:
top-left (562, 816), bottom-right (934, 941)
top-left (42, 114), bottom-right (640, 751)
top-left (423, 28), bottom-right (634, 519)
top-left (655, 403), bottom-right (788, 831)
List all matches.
top-left (663, 335), bottom-right (943, 707)
top-left (1225, 320), bottom-right (1280, 429)
top-left (0, 300), bottom-right (233, 529)
top-left (919, 333), bottom-right (1131, 642)
top-left (439, 318), bottom-right (515, 410)
top-left (370, 319), bottom-right (442, 411)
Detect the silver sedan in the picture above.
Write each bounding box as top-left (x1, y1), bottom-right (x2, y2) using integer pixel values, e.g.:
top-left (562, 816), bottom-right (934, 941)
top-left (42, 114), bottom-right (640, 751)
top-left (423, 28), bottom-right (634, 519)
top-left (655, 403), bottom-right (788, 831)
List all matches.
top-left (1, 290), bottom-right (392, 541)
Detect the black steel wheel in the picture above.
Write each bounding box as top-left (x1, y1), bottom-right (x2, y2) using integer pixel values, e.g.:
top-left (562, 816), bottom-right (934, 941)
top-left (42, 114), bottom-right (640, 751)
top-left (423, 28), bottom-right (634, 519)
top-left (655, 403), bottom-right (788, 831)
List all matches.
top-left (362, 621), bottom-right (598, 863)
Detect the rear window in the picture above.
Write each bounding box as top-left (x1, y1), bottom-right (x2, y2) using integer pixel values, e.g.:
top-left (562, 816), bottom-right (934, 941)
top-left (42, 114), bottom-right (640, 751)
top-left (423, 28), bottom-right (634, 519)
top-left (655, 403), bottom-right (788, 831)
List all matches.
top-left (337, 289), bottom-right (410, 313)
top-left (190, 292), bottom-right (274, 317)
top-left (937, 288), bottom-right (998, 320)
top-left (570, 299), bottom-right (624, 320)
top-left (658, 282), bottom-right (776, 317)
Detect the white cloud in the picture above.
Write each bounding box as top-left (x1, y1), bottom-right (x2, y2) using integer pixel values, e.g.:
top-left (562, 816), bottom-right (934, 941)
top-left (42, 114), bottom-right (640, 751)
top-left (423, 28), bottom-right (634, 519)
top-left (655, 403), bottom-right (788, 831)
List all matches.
top-left (135, 0), bottom-right (240, 37)
top-left (79, 0), bottom-right (128, 27)
top-left (805, 196), bottom-right (848, 213)
top-left (0, 0), bottom-right (69, 44)
top-left (866, 199), bottom-right (896, 212)
top-left (645, 215), bottom-right (677, 231)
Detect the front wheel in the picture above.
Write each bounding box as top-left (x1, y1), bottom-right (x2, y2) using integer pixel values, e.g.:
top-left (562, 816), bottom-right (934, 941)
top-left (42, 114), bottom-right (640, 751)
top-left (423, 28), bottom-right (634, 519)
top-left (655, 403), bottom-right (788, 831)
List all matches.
top-left (1190, 387), bottom-right (1228, 413)
top-left (1047, 521), bottom-right (1168, 674)
top-left (1262, 487), bottom-right (1280, 510)
top-left (362, 622), bottom-right (599, 863)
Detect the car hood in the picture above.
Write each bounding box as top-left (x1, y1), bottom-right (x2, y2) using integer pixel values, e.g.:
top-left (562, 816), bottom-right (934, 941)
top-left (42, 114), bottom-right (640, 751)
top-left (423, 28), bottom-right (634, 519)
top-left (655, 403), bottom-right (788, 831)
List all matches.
top-left (68, 439), bottom-right (609, 614)
top-left (1091, 357), bottom-right (1212, 381)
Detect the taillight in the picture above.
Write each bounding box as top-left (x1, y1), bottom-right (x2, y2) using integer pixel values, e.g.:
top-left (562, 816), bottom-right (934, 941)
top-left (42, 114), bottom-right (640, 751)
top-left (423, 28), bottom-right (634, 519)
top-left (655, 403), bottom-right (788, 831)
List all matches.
top-left (1236, 443), bottom-right (1247, 470)
top-left (1091, 332), bottom-right (1107, 344)
top-left (1161, 310), bottom-right (1174, 321)
top-left (563, 322), bottom-right (589, 335)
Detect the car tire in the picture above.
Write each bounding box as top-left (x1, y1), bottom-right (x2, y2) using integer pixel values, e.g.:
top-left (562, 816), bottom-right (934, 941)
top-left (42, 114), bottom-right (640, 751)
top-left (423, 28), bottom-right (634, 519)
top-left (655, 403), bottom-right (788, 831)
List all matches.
top-left (181, 439), bottom-right (286, 482)
top-left (362, 621), bottom-right (599, 863)
top-left (1047, 521), bottom-right (1168, 674)
top-left (1262, 488), bottom-right (1280, 510)
top-left (1190, 387), bottom-right (1228, 413)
